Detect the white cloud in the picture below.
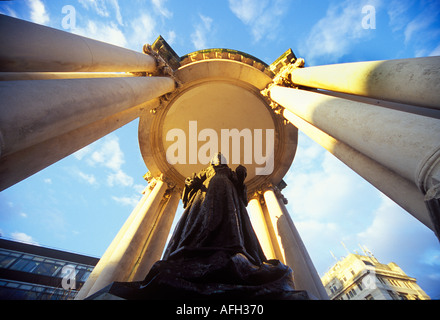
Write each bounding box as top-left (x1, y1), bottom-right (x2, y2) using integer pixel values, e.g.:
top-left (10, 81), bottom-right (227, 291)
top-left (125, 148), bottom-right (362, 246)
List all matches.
top-left (109, 0), bottom-right (124, 25)
top-left (78, 0), bottom-right (123, 25)
top-left (166, 30), bottom-right (177, 45)
top-left (228, 0), bottom-right (287, 42)
top-left (73, 20), bottom-right (127, 47)
top-left (356, 194), bottom-right (435, 256)
top-left (79, 0), bottom-right (110, 18)
top-left (11, 232), bottom-right (39, 245)
top-left (27, 0), bottom-right (49, 25)
top-left (88, 136), bottom-right (125, 171)
top-left (152, 0), bottom-right (173, 19)
top-left (285, 146), bottom-right (378, 223)
top-left (191, 14), bottom-right (213, 50)
top-left (73, 145), bottom-right (92, 161)
top-left (387, 0), bottom-right (413, 32)
top-left (130, 13), bottom-right (158, 51)
top-left (301, 0), bottom-right (380, 65)
top-left (402, 1), bottom-right (440, 58)
top-left (107, 169), bottom-right (133, 187)
top-left (355, 193), bottom-right (440, 294)
top-left (75, 135), bottom-right (136, 188)
top-left (404, 7), bottom-right (439, 45)
top-left (77, 171), bottom-right (97, 185)
top-left (112, 194), bottom-right (141, 207)
top-left (429, 44), bottom-right (440, 56)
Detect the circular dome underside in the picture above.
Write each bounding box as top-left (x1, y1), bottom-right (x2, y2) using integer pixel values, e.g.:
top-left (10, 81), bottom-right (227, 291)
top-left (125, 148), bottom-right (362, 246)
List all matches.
top-left (139, 56), bottom-right (298, 193)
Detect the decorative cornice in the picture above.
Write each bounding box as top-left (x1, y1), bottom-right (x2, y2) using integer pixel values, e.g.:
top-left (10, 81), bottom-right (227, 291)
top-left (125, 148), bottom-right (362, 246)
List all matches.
top-left (260, 58), bottom-right (305, 121)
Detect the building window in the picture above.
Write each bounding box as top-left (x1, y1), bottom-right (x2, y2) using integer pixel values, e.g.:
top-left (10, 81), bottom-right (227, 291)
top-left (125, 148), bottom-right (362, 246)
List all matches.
top-left (0, 280), bottom-right (77, 300)
top-left (397, 292), bottom-right (408, 300)
top-left (362, 260), bottom-right (374, 266)
top-left (377, 276), bottom-right (387, 285)
top-left (387, 290), bottom-right (399, 300)
top-left (365, 294), bottom-right (374, 300)
top-left (345, 288), bottom-right (357, 299)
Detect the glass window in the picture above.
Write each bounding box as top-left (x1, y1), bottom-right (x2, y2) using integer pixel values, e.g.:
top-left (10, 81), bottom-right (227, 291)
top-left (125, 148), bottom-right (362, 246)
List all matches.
top-left (9, 258), bottom-right (31, 271)
top-left (21, 260), bottom-right (40, 273)
top-left (362, 260), bottom-right (374, 266)
top-left (32, 256), bottom-right (44, 262)
top-left (33, 262), bottom-right (62, 276)
top-left (0, 254), bottom-right (17, 268)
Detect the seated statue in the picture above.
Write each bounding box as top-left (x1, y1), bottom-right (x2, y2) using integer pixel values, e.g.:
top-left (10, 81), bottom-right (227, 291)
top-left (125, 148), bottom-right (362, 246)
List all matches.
top-left (93, 153), bottom-right (310, 300)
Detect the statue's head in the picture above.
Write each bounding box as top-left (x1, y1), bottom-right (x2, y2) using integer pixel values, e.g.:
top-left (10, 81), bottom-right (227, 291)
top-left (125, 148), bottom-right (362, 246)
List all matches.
top-left (210, 152), bottom-right (227, 166)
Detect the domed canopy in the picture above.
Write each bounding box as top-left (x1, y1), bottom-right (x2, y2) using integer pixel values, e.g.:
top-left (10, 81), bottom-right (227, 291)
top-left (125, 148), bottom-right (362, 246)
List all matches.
top-left (139, 40), bottom-right (298, 194)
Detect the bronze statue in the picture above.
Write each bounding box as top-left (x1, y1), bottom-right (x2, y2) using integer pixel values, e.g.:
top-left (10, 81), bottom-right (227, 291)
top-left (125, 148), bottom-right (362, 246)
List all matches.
top-left (163, 153), bottom-right (265, 265)
top-left (91, 154), bottom-right (310, 299)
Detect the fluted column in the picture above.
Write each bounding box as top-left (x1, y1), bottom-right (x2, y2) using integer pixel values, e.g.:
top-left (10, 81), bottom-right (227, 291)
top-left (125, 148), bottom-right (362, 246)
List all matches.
top-left (82, 176), bottom-right (169, 298)
top-left (247, 196), bottom-right (276, 260)
top-left (263, 186), bottom-right (328, 300)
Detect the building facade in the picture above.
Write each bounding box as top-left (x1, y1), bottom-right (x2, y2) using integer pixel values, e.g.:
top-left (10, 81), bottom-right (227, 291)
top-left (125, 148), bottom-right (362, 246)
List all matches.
top-left (0, 239), bottom-right (99, 300)
top-left (321, 251), bottom-right (430, 300)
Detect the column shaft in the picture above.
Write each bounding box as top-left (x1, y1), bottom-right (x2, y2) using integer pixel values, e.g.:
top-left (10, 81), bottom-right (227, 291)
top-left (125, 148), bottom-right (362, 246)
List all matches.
top-left (247, 197), bottom-right (276, 259)
top-left (86, 179), bottom-right (168, 298)
top-left (0, 72), bottom-right (139, 81)
top-left (0, 76), bottom-right (175, 157)
top-left (0, 15), bottom-right (157, 73)
top-left (130, 188), bottom-right (181, 281)
top-left (0, 99), bottom-right (158, 191)
top-left (289, 57), bottom-right (440, 110)
top-left (75, 184), bottom-right (154, 300)
top-left (263, 188), bottom-right (328, 299)
top-left (269, 86), bottom-right (440, 193)
top-left (283, 109), bottom-right (434, 230)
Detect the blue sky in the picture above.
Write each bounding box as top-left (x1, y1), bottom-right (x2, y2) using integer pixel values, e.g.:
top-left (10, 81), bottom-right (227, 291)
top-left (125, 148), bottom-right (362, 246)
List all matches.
top-left (1, 0), bottom-right (440, 298)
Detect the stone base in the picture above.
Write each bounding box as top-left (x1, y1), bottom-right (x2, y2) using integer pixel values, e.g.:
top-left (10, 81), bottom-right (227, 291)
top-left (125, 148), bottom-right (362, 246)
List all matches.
top-left (86, 280), bottom-right (312, 300)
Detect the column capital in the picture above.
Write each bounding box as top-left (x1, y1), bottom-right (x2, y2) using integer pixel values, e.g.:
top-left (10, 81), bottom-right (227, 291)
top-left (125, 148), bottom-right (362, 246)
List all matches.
top-left (260, 58), bottom-right (304, 116)
top-left (142, 44), bottom-right (182, 86)
top-left (143, 171), bottom-right (183, 194)
top-left (254, 182), bottom-right (288, 205)
top-left (272, 58), bottom-right (305, 88)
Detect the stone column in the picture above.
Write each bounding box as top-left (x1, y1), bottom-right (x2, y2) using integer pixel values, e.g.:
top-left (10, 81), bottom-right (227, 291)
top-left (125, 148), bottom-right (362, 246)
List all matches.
top-left (0, 76), bottom-right (175, 157)
top-left (282, 109), bottom-right (434, 230)
top-left (83, 176), bottom-right (169, 298)
top-left (130, 187), bottom-right (181, 281)
top-left (0, 14), bottom-right (157, 73)
top-left (0, 72), bottom-right (139, 81)
top-left (268, 86), bottom-right (440, 198)
top-left (75, 183), bottom-right (155, 300)
top-left (263, 186), bottom-right (328, 300)
top-left (247, 196), bottom-right (276, 260)
top-left (288, 56), bottom-right (440, 110)
top-left (0, 99), bottom-right (158, 191)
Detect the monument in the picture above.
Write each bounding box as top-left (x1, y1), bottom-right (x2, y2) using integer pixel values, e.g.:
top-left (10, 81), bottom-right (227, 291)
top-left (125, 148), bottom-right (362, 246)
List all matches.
top-left (1, 15), bottom-right (439, 300)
